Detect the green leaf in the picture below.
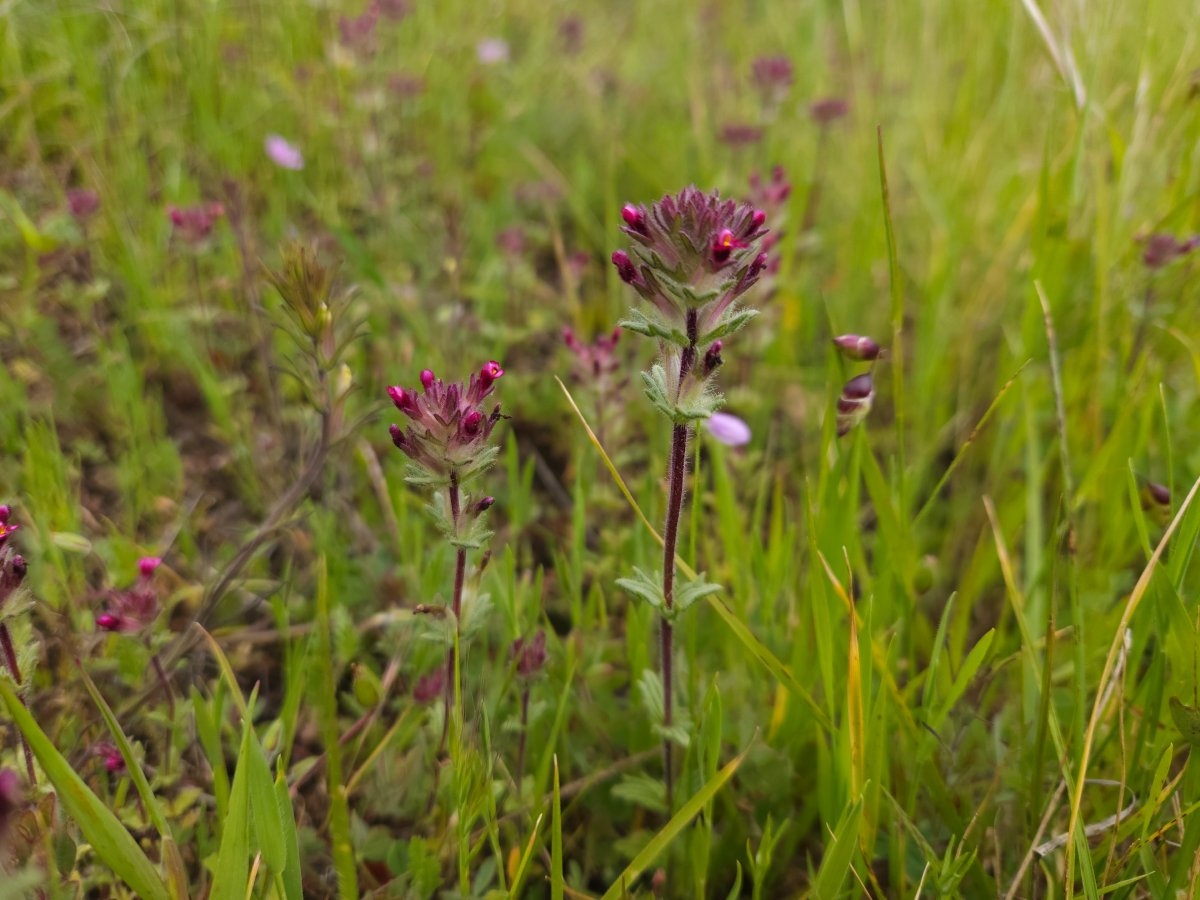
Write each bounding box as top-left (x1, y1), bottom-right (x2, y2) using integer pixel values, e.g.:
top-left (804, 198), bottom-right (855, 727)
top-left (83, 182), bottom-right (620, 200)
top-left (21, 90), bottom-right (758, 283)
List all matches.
top-left (697, 305), bottom-right (759, 345)
top-left (813, 793), bottom-right (864, 899)
top-left (506, 814), bottom-right (543, 899)
top-left (0, 677), bottom-right (169, 900)
top-left (209, 715), bottom-right (253, 900)
top-left (723, 862), bottom-right (744, 900)
top-left (248, 734), bottom-right (287, 874)
top-left (616, 567), bottom-right (665, 611)
top-left (551, 756), bottom-right (564, 900)
top-left (934, 629), bottom-right (995, 727)
top-left (674, 573), bottom-right (723, 615)
top-left (612, 773), bottom-right (668, 814)
top-left (274, 770), bottom-right (304, 900)
top-left (600, 741), bottom-right (751, 900)
top-left (1169, 697), bottom-right (1200, 749)
top-left (618, 308), bottom-right (688, 346)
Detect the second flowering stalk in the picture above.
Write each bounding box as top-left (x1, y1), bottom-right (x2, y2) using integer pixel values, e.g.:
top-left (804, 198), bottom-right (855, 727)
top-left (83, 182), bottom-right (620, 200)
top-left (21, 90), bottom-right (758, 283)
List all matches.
top-left (611, 187), bottom-right (769, 809)
top-left (388, 362), bottom-right (505, 715)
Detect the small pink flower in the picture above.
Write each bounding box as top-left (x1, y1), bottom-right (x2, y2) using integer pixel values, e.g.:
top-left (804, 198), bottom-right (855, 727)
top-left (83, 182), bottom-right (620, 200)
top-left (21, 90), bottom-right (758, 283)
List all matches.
top-left (476, 37), bottom-right (510, 65)
top-left (265, 134), bottom-right (304, 170)
top-left (705, 412), bottom-right (752, 447)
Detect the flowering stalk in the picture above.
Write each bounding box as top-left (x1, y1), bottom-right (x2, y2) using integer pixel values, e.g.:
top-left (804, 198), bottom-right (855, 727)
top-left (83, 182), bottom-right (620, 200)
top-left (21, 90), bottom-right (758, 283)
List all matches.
top-left (388, 363), bottom-right (505, 718)
top-left (611, 188), bottom-right (769, 810)
top-left (511, 630), bottom-right (547, 791)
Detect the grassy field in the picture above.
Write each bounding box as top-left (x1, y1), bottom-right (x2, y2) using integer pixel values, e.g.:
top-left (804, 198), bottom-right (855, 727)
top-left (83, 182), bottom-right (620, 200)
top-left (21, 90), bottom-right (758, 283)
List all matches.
top-left (2, 0), bottom-right (1200, 897)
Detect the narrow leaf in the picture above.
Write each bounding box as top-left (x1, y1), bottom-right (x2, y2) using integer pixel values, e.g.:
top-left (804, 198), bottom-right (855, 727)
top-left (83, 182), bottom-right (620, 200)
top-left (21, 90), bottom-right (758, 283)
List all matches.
top-left (0, 677), bottom-right (169, 900)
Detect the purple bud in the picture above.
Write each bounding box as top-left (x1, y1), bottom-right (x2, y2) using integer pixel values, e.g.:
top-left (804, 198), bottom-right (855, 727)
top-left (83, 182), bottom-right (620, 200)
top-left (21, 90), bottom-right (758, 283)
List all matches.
top-left (703, 341), bottom-right (724, 374)
top-left (1146, 482), bottom-right (1171, 506)
top-left (420, 369), bottom-right (436, 390)
top-left (562, 327), bottom-right (581, 351)
top-left (479, 360), bottom-right (504, 389)
top-left (138, 557), bottom-right (161, 578)
top-left (612, 250), bottom-right (638, 284)
top-left (841, 373), bottom-right (874, 401)
top-left (512, 630), bottom-right (548, 678)
top-left (0, 506), bottom-right (10, 524)
top-left (67, 189), bottom-right (100, 221)
top-left (388, 385), bottom-right (420, 417)
top-left (389, 424), bottom-right (408, 450)
top-left (461, 410), bottom-right (484, 436)
top-left (96, 613), bottom-right (122, 632)
top-left (412, 668), bottom-right (446, 704)
top-left (751, 209), bottom-right (767, 230)
top-left (474, 496), bottom-right (496, 514)
top-left (621, 204), bottom-right (646, 232)
top-left (832, 334), bottom-right (883, 361)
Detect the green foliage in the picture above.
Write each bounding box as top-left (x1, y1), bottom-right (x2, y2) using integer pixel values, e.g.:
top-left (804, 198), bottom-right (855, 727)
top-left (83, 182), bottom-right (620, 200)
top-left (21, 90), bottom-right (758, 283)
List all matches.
top-left (1, 0), bottom-right (1199, 895)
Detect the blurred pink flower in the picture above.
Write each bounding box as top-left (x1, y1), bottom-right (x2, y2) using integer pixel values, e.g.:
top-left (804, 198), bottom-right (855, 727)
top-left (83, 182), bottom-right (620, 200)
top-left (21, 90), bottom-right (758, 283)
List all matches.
top-left (476, 37), bottom-right (510, 64)
top-left (265, 134), bottom-right (304, 170)
top-left (705, 412), bottom-right (751, 447)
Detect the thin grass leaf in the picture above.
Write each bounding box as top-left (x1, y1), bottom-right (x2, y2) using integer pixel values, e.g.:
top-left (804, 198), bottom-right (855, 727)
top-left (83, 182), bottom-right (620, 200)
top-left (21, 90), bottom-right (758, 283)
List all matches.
top-left (552, 755), bottom-right (564, 900)
top-left (0, 677), bottom-right (169, 900)
top-left (507, 813), bottom-right (543, 899)
top-left (210, 708), bottom-right (254, 900)
top-left (814, 794), bottom-right (864, 900)
top-left (274, 768), bottom-right (304, 900)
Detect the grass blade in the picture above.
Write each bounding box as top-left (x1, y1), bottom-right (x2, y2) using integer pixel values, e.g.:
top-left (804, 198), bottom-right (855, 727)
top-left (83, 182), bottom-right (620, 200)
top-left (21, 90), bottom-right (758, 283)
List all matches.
top-left (814, 793), bottom-right (865, 900)
top-left (552, 755), bottom-right (565, 900)
top-left (210, 716), bottom-right (254, 900)
top-left (0, 676), bottom-right (169, 900)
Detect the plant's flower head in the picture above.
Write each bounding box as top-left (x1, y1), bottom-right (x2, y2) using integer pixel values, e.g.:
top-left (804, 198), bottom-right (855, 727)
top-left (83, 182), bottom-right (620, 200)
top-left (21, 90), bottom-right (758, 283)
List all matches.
top-left (495, 226), bottom-right (526, 257)
top-left (338, 6), bottom-right (379, 51)
top-left (0, 505), bottom-right (18, 550)
top-left (96, 557), bottom-right (162, 634)
top-left (265, 134), bottom-right (304, 171)
top-left (67, 189), bottom-right (100, 221)
top-left (168, 202), bottom-right (225, 245)
top-left (388, 362), bottom-right (505, 481)
top-left (751, 56), bottom-right (794, 93)
top-left (563, 326), bottom-right (622, 380)
top-left (809, 97), bottom-right (850, 126)
top-left (512, 630), bottom-right (548, 679)
top-left (832, 334), bottom-right (883, 361)
top-left (412, 667), bottom-right (446, 704)
top-left (1140, 232), bottom-right (1198, 269)
top-left (613, 187), bottom-right (769, 339)
top-left (93, 742), bottom-right (126, 775)
top-left (747, 167), bottom-right (791, 276)
top-left (704, 411), bottom-right (752, 447)
top-left (558, 15), bottom-right (584, 53)
top-left (719, 123), bottom-right (764, 147)
top-left (836, 373), bottom-right (875, 437)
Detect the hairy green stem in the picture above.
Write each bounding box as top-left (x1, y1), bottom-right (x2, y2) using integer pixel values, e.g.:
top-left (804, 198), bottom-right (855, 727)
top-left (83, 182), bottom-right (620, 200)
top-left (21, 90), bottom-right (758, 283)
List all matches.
top-left (0, 623), bottom-right (36, 783)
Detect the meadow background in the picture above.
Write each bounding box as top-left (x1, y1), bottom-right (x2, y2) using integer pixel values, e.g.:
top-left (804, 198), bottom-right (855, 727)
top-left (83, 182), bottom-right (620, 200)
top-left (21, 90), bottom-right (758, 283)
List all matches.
top-left (1, 0), bottom-right (1200, 897)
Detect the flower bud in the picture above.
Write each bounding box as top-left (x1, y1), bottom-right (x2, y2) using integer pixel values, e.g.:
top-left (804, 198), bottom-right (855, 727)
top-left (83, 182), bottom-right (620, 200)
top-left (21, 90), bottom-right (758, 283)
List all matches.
top-left (96, 613), bottom-right (122, 632)
top-left (479, 360), bottom-right (504, 389)
top-left (420, 369), bottom-right (436, 390)
top-left (836, 373), bottom-right (875, 437)
top-left (388, 386), bottom-right (420, 417)
top-left (473, 496), bottom-right (496, 515)
top-left (750, 209), bottom-right (767, 230)
top-left (460, 409), bottom-right (484, 436)
top-left (703, 340), bottom-right (724, 375)
top-left (138, 557), bottom-right (162, 578)
top-left (832, 334), bottom-right (882, 361)
top-left (611, 250), bottom-right (638, 284)
top-left (704, 412), bottom-right (751, 447)
top-left (621, 204), bottom-right (646, 232)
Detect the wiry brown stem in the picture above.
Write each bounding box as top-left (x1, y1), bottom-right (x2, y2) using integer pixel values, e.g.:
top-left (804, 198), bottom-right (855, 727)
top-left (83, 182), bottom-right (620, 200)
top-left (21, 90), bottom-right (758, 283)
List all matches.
top-left (659, 309), bottom-right (699, 812)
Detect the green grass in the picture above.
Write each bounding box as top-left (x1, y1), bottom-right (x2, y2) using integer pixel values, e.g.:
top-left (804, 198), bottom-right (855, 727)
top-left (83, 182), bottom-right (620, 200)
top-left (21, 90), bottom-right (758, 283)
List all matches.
top-left (1, 0), bottom-right (1199, 897)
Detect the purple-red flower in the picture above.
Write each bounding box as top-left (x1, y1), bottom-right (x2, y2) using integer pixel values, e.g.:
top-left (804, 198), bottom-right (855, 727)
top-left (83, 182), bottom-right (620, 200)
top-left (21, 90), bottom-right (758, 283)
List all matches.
top-left (388, 362), bottom-right (505, 480)
top-left (93, 741), bottom-right (126, 775)
top-left (168, 202), bottom-right (225, 245)
top-left (512, 630), bottom-right (547, 679)
top-left (751, 56), bottom-right (794, 93)
top-left (67, 189), bottom-right (100, 221)
top-left (96, 557), bottom-right (162, 634)
top-left (412, 668), bottom-right (446, 704)
top-left (810, 97), bottom-right (850, 126)
top-left (1140, 232), bottom-right (1198, 269)
top-left (612, 187), bottom-right (769, 339)
top-left (563, 326), bottom-right (622, 380)
top-left (0, 506), bottom-right (26, 613)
